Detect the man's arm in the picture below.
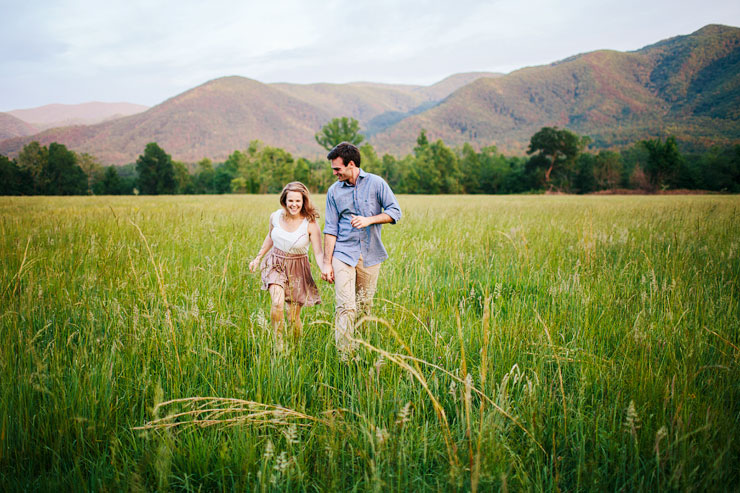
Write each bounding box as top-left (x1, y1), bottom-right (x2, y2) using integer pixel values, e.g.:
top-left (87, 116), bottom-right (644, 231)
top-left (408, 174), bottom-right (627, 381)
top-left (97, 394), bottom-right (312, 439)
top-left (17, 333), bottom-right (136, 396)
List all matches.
top-left (350, 213), bottom-right (393, 229)
top-left (350, 178), bottom-right (401, 229)
top-left (322, 234), bottom-right (337, 283)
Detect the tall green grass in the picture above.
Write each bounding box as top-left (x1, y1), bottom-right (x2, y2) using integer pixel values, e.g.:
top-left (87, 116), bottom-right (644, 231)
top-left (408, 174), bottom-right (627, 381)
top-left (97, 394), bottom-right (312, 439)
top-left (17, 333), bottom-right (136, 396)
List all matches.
top-left (1, 194), bottom-right (738, 491)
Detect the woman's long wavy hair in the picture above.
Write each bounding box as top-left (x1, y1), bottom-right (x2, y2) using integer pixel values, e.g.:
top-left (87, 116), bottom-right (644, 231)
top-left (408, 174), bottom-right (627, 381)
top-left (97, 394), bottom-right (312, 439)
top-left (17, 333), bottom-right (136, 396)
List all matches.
top-left (279, 182), bottom-right (319, 222)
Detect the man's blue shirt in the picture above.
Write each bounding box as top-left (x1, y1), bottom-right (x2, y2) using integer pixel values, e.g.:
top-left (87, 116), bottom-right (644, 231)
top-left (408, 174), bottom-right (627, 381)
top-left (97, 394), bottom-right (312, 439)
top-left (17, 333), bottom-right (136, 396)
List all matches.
top-left (323, 169), bottom-right (401, 267)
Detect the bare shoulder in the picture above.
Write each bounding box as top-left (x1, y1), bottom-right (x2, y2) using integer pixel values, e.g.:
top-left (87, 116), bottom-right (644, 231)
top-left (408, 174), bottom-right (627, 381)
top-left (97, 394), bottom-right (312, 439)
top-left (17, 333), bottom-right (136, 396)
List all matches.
top-left (307, 219), bottom-right (321, 232)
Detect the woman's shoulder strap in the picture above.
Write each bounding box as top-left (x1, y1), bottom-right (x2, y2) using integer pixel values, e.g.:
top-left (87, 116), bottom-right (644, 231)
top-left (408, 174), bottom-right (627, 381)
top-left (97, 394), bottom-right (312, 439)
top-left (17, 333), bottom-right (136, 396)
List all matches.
top-left (271, 209), bottom-right (284, 226)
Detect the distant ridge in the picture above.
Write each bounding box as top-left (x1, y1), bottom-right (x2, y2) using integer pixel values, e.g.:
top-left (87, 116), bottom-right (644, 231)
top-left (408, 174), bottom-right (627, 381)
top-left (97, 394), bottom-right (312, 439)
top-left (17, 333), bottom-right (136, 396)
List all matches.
top-left (370, 24), bottom-right (740, 155)
top-left (0, 25), bottom-right (738, 164)
top-left (9, 102), bottom-right (148, 130)
top-left (0, 113), bottom-right (37, 141)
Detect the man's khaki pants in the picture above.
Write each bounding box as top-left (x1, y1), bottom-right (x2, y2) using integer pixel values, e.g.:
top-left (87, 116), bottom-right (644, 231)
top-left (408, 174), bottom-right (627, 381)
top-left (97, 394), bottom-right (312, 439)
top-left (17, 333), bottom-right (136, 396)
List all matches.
top-left (332, 256), bottom-right (380, 354)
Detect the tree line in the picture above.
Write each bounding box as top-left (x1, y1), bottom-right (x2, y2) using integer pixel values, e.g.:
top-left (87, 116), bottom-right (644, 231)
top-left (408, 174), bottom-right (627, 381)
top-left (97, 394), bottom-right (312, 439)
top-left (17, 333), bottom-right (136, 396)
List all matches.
top-left (1, 119), bottom-right (739, 195)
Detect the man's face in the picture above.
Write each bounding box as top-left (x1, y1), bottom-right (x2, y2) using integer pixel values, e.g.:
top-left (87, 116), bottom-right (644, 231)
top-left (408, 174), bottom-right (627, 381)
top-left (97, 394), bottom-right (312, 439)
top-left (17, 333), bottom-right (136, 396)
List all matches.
top-left (330, 157), bottom-right (354, 182)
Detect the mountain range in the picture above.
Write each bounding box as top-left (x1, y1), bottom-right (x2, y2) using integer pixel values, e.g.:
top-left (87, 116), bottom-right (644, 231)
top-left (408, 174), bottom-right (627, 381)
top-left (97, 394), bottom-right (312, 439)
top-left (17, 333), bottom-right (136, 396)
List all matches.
top-left (1, 24), bottom-right (738, 165)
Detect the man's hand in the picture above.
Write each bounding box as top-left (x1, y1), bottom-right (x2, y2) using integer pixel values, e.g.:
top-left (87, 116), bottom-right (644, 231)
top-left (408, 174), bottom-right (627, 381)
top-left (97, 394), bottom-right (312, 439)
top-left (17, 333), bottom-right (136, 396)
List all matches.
top-left (321, 262), bottom-right (334, 283)
top-left (350, 215), bottom-right (373, 229)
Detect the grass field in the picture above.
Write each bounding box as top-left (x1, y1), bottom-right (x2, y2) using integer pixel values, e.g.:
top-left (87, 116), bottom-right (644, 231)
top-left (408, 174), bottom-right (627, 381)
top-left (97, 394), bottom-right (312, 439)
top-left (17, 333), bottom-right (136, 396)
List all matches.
top-left (1, 194), bottom-right (739, 491)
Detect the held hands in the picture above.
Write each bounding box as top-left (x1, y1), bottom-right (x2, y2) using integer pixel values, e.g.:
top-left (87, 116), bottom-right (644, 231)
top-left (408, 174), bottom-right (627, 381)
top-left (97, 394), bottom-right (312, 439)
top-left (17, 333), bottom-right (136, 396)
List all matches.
top-left (350, 215), bottom-right (372, 229)
top-left (321, 262), bottom-right (334, 283)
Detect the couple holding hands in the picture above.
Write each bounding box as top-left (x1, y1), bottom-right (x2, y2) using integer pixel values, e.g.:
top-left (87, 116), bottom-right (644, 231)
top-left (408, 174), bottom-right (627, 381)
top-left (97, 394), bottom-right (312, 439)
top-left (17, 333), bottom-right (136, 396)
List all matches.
top-left (249, 142), bottom-right (402, 356)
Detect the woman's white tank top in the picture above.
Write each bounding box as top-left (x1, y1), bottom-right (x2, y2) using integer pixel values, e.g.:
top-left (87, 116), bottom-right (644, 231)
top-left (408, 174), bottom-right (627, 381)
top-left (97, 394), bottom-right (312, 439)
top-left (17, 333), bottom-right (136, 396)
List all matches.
top-left (270, 209), bottom-right (310, 254)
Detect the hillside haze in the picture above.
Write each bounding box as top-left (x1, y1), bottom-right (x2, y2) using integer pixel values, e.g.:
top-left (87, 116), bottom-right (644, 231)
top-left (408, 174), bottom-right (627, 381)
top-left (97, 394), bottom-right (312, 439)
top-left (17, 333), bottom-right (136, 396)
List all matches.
top-left (8, 102), bottom-right (149, 130)
top-left (0, 113), bottom-right (37, 141)
top-left (0, 25), bottom-right (738, 164)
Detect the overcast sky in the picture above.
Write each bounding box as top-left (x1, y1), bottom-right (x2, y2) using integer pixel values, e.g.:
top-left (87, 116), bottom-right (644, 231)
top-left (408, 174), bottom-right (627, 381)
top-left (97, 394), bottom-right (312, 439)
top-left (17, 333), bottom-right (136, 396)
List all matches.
top-left (2, 0), bottom-right (739, 111)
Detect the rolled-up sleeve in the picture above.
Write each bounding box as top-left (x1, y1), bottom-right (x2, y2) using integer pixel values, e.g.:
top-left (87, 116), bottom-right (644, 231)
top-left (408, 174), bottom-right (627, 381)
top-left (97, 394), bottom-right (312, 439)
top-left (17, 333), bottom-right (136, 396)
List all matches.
top-left (379, 180), bottom-right (401, 224)
top-left (323, 189), bottom-right (339, 236)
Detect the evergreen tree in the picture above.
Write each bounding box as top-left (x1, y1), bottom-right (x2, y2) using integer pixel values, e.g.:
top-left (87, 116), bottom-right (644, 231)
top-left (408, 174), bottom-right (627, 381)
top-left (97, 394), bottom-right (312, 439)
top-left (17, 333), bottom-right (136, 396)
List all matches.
top-left (136, 143), bottom-right (175, 194)
top-left (40, 143), bottom-right (87, 195)
top-left (0, 155), bottom-right (33, 195)
top-left (94, 166), bottom-right (123, 195)
top-left (640, 136), bottom-right (682, 190)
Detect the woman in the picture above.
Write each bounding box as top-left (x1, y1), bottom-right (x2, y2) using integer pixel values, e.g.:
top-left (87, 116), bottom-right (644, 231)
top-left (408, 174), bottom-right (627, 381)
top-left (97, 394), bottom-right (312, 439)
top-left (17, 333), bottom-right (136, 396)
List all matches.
top-left (249, 182), bottom-right (323, 348)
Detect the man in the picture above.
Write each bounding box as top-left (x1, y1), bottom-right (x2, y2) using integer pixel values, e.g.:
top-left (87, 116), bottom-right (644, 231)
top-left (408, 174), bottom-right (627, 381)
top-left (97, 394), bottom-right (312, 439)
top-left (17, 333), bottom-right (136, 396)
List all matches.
top-left (321, 142), bottom-right (401, 357)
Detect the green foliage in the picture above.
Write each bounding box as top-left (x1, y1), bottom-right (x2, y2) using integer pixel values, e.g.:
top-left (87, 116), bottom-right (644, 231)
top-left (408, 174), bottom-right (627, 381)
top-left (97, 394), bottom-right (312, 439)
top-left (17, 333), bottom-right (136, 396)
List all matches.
top-left (2, 128), bottom-right (739, 196)
top-left (593, 150), bottom-right (623, 190)
top-left (0, 154), bottom-right (33, 195)
top-left (17, 141), bottom-right (48, 194)
top-left (173, 161), bottom-right (194, 194)
top-left (77, 153), bottom-right (103, 194)
top-left (193, 158), bottom-right (216, 194)
top-left (527, 127), bottom-right (586, 187)
top-left (315, 117), bottom-right (365, 151)
top-left (640, 136), bottom-right (683, 190)
top-left (93, 166), bottom-right (124, 195)
top-left (40, 143), bottom-right (87, 195)
top-left (136, 143), bottom-right (176, 195)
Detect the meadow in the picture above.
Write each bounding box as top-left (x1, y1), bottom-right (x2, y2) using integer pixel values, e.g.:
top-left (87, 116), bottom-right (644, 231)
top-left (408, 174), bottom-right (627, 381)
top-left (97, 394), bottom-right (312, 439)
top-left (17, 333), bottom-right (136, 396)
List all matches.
top-left (1, 194), bottom-right (738, 491)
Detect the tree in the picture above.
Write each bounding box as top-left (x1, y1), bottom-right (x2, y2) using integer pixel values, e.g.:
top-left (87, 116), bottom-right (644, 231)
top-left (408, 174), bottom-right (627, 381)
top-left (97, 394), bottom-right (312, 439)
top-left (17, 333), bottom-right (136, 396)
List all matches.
top-left (173, 161), bottom-right (194, 194)
top-left (40, 143), bottom-right (87, 195)
top-left (94, 166), bottom-right (123, 195)
top-left (17, 141), bottom-right (48, 194)
top-left (193, 158), bottom-right (215, 194)
top-left (77, 152), bottom-right (102, 194)
top-left (593, 151), bottom-right (623, 190)
top-left (640, 136), bottom-right (682, 190)
top-left (359, 144), bottom-right (382, 175)
top-left (259, 146), bottom-right (295, 193)
top-left (136, 142), bottom-right (175, 195)
top-left (315, 117), bottom-right (364, 150)
top-left (526, 127), bottom-right (585, 187)
top-left (0, 154), bottom-right (33, 195)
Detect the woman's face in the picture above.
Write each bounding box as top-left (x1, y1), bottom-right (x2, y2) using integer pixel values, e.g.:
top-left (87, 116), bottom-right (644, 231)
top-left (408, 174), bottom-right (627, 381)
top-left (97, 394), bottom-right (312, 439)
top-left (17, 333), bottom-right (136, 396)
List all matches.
top-left (285, 191), bottom-right (303, 217)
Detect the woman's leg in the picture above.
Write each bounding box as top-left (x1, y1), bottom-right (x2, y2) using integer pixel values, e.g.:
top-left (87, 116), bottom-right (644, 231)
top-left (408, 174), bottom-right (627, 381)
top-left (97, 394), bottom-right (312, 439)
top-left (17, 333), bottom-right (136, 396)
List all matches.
top-left (268, 284), bottom-right (286, 348)
top-left (287, 302), bottom-right (303, 341)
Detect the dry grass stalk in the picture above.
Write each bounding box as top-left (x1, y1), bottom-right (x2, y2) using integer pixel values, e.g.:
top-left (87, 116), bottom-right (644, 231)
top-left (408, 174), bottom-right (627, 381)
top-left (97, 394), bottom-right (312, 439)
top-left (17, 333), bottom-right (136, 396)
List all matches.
top-left (456, 309), bottom-right (474, 474)
top-left (472, 297), bottom-right (492, 493)
top-left (353, 316), bottom-right (461, 469)
top-left (134, 397), bottom-right (329, 432)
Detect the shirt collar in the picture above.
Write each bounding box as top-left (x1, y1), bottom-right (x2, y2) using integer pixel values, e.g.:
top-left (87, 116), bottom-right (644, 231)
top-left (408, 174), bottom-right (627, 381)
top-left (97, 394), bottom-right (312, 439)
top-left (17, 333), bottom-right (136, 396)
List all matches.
top-left (341, 168), bottom-right (366, 187)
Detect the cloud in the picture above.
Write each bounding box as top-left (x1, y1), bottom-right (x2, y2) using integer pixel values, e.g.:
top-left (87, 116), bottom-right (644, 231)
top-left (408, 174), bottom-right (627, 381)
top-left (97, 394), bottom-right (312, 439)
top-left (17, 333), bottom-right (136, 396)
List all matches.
top-left (1, 0), bottom-right (739, 109)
